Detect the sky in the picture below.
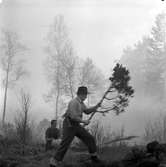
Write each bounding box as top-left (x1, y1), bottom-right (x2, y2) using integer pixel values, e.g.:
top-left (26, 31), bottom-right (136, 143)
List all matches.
top-left (0, 0), bottom-right (166, 136)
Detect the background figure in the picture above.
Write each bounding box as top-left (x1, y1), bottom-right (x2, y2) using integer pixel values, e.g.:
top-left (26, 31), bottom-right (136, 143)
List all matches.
top-left (45, 120), bottom-right (60, 151)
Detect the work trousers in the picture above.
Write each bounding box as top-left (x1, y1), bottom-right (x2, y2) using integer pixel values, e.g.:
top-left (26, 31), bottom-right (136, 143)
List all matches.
top-left (54, 118), bottom-right (97, 161)
top-left (45, 140), bottom-right (52, 151)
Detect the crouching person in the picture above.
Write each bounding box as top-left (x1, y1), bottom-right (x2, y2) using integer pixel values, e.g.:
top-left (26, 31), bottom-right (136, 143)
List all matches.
top-left (45, 119), bottom-right (60, 151)
top-left (49, 86), bottom-right (102, 167)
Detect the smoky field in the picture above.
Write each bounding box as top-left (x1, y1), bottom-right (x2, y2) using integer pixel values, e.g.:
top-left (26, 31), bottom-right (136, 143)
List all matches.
top-left (0, 143), bottom-right (131, 167)
top-left (0, 140), bottom-right (165, 167)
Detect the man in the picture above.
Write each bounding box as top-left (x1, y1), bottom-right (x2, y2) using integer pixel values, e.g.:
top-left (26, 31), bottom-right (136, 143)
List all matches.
top-left (45, 119), bottom-right (60, 151)
top-left (50, 86), bottom-right (101, 167)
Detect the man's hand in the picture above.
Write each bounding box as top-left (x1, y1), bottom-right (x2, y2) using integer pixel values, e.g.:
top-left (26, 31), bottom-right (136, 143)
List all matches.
top-left (93, 102), bottom-right (101, 110)
top-left (82, 120), bottom-right (90, 126)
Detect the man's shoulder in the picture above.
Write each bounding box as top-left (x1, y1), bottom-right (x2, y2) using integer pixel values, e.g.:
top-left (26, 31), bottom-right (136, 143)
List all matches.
top-left (45, 127), bottom-right (51, 136)
top-left (69, 97), bottom-right (79, 105)
top-left (46, 127), bottom-right (51, 132)
top-left (53, 127), bottom-right (60, 131)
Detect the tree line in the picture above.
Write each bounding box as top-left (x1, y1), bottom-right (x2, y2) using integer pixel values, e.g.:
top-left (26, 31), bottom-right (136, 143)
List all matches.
top-left (44, 15), bottom-right (105, 119)
top-left (120, 12), bottom-right (166, 101)
top-left (0, 11), bottom-right (165, 136)
top-left (0, 15), bottom-right (105, 127)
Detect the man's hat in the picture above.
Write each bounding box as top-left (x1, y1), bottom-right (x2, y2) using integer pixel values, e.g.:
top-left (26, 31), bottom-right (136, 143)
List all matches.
top-left (77, 86), bottom-right (90, 95)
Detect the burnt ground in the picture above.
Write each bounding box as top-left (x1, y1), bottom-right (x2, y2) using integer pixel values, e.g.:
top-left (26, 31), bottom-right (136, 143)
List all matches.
top-left (0, 144), bottom-right (164, 167)
top-left (0, 145), bottom-right (130, 167)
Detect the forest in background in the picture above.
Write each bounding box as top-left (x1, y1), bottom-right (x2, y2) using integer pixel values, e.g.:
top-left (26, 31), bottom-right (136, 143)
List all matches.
top-left (120, 12), bottom-right (166, 101)
top-left (0, 3), bottom-right (166, 166)
top-left (0, 10), bottom-right (166, 149)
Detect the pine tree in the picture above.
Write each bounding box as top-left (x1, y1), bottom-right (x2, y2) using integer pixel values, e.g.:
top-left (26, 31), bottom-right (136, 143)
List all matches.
top-left (145, 12), bottom-right (166, 99)
top-left (120, 12), bottom-right (166, 99)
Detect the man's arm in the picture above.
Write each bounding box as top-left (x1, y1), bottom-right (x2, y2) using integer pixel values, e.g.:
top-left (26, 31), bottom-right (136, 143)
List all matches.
top-left (83, 103), bottom-right (101, 114)
top-left (84, 106), bottom-right (97, 114)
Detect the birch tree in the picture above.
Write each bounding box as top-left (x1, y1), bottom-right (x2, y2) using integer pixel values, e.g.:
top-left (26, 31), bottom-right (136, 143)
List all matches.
top-left (78, 57), bottom-right (105, 105)
top-left (79, 57), bottom-right (104, 89)
top-left (45, 15), bottom-right (77, 118)
top-left (0, 30), bottom-right (28, 125)
top-left (15, 89), bottom-right (32, 154)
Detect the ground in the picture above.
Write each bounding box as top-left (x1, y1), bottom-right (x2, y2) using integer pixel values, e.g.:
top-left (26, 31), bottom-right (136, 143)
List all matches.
top-left (0, 144), bottom-right (130, 167)
top-left (1, 144), bottom-right (164, 167)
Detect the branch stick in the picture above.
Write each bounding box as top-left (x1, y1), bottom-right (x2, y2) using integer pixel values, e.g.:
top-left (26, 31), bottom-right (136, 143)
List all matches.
top-left (88, 84), bottom-right (113, 121)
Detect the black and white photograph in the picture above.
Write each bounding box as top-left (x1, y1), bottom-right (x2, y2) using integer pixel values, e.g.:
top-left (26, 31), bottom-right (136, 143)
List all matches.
top-left (0, 0), bottom-right (166, 166)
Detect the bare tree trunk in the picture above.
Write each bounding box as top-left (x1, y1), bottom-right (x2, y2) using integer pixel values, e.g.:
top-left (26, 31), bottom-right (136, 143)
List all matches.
top-left (163, 117), bottom-right (166, 141)
top-left (2, 63), bottom-right (10, 126)
top-left (55, 92), bottom-right (59, 120)
top-left (55, 57), bottom-right (60, 120)
top-left (69, 78), bottom-right (74, 98)
top-left (23, 108), bottom-right (28, 145)
top-left (22, 108), bottom-right (28, 155)
top-left (20, 91), bottom-right (31, 155)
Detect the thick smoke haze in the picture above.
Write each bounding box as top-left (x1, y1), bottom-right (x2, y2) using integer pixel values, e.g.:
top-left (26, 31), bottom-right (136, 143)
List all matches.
top-left (0, 0), bottom-right (166, 140)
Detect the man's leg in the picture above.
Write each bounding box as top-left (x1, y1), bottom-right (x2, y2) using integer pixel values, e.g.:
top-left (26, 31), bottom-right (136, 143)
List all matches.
top-left (51, 119), bottom-right (75, 164)
top-left (75, 125), bottom-right (101, 162)
top-left (54, 127), bottom-right (75, 161)
top-left (45, 140), bottom-right (52, 151)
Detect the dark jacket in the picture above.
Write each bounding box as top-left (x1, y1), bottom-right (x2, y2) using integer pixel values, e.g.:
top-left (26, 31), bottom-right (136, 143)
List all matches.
top-left (45, 127), bottom-right (60, 140)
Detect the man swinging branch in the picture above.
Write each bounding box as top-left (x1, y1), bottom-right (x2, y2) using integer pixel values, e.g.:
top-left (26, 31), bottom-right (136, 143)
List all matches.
top-left (49, 86), bottom-right (101, 167)
top-left (49, 64), bottom-right (134, 167)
